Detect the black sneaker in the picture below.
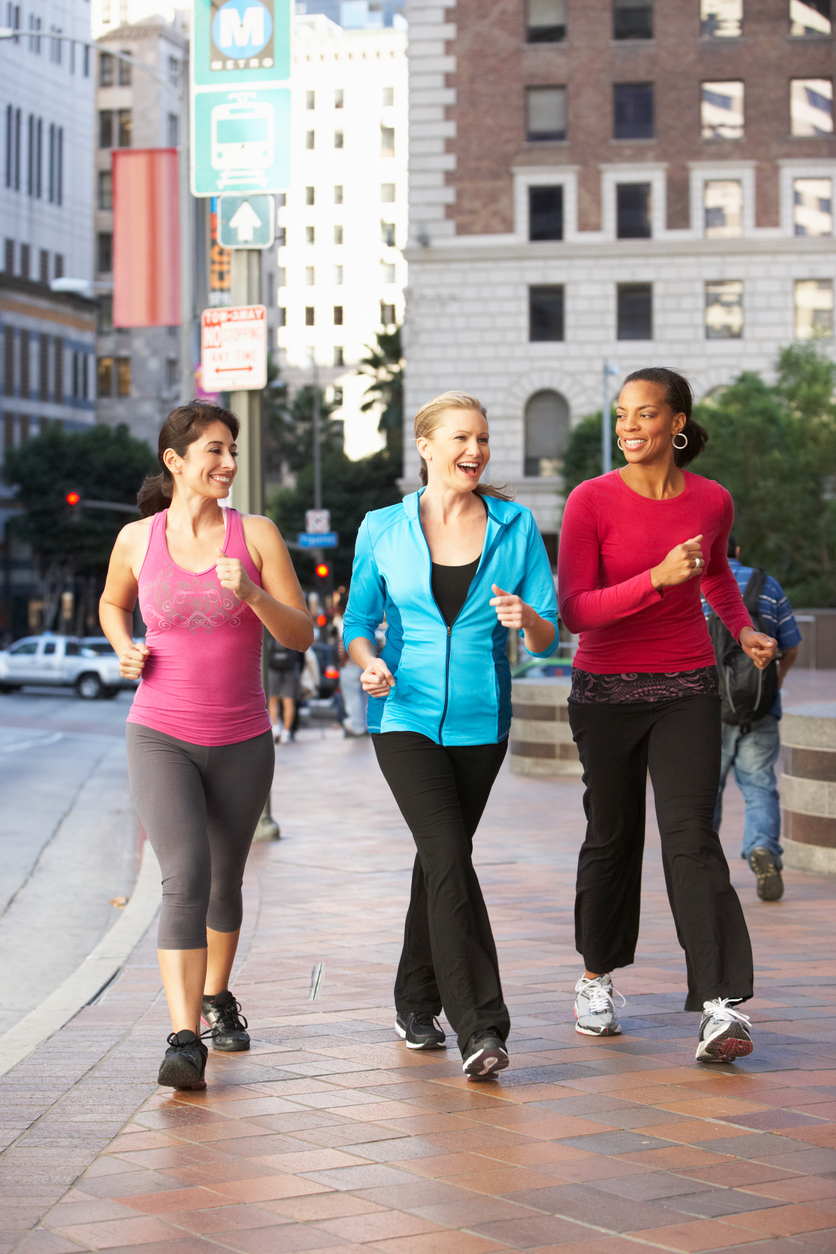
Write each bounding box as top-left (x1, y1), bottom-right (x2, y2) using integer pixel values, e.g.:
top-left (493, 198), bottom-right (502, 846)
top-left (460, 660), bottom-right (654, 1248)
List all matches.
top-left (395, 1012), bottom-right (446, 1050)
top-left (158, 1030), bottom-right (208, 1089)
top-left (462, 1029), bottom-right (509, 1079)
top-left (201, 990), bottom-right (250, 1052)
top-left (749, 847), bottom-right (784, 901)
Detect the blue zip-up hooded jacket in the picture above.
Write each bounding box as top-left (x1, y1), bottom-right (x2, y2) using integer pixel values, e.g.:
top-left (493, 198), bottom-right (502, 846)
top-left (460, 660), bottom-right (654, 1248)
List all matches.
top-left (342, 490), bottom-right (559, 746)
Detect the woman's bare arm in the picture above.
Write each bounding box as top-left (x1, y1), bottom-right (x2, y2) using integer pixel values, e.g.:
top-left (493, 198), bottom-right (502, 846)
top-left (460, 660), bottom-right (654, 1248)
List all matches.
top-left (99, 521), bottom-right (151, 678)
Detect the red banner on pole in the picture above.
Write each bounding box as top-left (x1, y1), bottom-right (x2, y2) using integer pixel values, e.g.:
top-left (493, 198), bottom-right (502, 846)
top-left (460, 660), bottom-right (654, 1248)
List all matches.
top-left (113, 148), bottom-right (181, 328)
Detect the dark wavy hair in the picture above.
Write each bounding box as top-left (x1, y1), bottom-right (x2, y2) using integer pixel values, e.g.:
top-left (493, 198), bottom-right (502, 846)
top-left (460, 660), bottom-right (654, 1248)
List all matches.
top-left (137, 401), bottom-right (240, 517)
top-left (621, 367), bottom-right (708, 468)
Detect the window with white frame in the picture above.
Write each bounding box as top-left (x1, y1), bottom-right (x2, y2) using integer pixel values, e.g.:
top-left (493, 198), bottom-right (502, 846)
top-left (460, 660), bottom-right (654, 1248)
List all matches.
top-left (524, 390), bottom-right (569, 476)
top-left (791, 79), bottom-right (833, 135)
top-left (793, 178), bottom-right (833, 235)
top-left (700, 0), bottom-right (742, 36)
top-left (702, 81), bottom-right (744, 138)
top-left (790, 1), bottom-right (831, 37)
top-left (705, 280), bottom-right (743, 338)
top-left (704, 180), bottom-right (743, 237)
top-left (795, 279), bottom-right (833, 337)
top-left (529, 186), bottom-right (564, 240)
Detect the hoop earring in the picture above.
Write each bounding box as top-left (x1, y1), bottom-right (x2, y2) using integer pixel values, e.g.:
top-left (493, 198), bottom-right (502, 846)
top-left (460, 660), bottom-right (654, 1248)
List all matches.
top-left (672, 431), bottom-right (688, 450)
top-left (616, 437), bottom-right (625, 451)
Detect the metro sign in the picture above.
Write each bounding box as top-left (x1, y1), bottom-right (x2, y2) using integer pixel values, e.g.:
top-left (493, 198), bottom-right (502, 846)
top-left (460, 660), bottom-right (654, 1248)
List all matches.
top-left (201, 304), bottom-right (267, 392)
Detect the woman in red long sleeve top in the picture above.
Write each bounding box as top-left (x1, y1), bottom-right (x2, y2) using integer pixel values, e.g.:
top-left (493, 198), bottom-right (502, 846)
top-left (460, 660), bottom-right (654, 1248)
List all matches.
top-left (558, 367), bottom-right (777, 1064)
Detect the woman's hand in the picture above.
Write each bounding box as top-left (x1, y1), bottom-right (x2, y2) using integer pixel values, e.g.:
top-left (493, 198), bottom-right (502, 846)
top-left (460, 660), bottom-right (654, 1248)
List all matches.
top-left (119, 642), bottom-right (149, 679)
top-left (650, 535), bottom-right (705, 590)
top-left (490, 584), bottom-right (535, 630)
top-left (740, 626), bottom-right (778, 671)
top-left (215, 549), bottom-right (258, 603)
top-left (360, 657), bottom-right (395, 698)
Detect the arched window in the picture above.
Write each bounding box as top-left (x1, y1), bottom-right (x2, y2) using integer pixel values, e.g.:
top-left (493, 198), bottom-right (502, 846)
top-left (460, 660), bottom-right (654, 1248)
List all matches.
top-left (524, 389), bottom-right (569, 476)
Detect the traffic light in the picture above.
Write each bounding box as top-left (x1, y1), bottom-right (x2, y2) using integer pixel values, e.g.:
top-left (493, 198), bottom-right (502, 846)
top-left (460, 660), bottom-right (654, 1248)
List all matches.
top-left (65, 490), bottom-right (82, 522)
top-left (314, 560), bottom-right (333, 623)
top-left (315, 562), bottom-right (330, 580)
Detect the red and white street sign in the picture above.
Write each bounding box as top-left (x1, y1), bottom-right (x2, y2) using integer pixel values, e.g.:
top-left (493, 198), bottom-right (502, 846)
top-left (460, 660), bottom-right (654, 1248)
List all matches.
top-left (201, 305), bottom-right (267, 392)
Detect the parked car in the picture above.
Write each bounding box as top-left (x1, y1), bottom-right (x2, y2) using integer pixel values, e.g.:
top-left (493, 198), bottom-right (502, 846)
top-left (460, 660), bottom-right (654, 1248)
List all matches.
top-left (0, 633), bottom-right (139, 699)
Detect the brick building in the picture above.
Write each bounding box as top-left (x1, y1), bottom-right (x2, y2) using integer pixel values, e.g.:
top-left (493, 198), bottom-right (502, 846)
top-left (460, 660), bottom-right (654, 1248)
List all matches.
top-left (404, 0), bottom-right (836, 550)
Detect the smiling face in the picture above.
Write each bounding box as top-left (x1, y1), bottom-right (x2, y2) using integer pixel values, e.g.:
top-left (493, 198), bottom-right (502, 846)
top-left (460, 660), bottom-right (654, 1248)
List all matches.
top-left (164, 420), bottom-right (238, 500)
top-left (417, 408), bottom-right (490, 494)
top-left (615, 381), bottom-right (686, 468)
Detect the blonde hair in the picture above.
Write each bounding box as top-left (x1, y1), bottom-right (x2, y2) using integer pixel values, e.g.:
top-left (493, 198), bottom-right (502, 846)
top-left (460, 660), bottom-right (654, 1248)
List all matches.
top-left (413, 391), bottom-right (513, 501)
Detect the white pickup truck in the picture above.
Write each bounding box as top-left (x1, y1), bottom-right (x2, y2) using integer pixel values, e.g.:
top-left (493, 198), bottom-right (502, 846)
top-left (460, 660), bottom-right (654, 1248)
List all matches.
top-left (0, 633), bottom-right (139, 700)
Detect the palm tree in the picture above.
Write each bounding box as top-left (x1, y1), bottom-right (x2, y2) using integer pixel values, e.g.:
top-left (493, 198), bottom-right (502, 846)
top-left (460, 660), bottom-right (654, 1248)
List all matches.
top-left (358, 326), bottom-right (404, 467)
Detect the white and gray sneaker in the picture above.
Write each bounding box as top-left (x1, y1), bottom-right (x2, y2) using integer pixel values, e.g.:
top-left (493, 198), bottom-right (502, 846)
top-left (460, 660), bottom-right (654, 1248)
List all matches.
top-left (574, 974), bottom-right (625, 1036)
top-left (695, 998), bottom-right (753, 1062)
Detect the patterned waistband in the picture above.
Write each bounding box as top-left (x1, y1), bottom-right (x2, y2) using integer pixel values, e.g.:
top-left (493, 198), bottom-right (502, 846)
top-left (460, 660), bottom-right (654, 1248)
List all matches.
top-left (569, 666), bottom-right (719, 704)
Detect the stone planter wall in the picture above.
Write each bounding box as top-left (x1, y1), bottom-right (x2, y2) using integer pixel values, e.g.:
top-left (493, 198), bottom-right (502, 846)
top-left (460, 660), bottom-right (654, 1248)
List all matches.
top-left (509, 679), bottom-right (581, 777)
top-left (781, 703), bottom-right (836, 875)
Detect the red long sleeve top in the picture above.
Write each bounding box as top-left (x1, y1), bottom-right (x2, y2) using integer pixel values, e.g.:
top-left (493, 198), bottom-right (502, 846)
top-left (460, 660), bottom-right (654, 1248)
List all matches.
top-left (558, 470), bottom-right (752, 673)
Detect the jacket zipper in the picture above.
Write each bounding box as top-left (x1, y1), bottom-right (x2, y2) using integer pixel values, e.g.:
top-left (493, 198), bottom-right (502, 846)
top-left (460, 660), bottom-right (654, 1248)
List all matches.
top-left (438, 624), bottom-right (453, 743)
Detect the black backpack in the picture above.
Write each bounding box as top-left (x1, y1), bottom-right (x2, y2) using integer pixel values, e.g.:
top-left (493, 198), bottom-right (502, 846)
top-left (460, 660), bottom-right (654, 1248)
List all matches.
top-left (707, 569), bottom-right (779, 729)
top-left (267, 639), bottom-right (302, 671)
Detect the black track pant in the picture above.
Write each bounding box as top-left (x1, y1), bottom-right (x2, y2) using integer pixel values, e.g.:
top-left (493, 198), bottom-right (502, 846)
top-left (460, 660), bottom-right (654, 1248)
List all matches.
top-left (568, 695), bottom-right (754, 1011)
top-left (373, 732), bottom-right (509, 1053)
top-left (126, 723), bottom-right (274, 950)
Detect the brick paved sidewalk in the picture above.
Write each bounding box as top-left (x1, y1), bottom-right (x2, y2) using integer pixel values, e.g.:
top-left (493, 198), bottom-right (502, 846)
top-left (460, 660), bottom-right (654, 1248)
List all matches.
top-left (4, 710), bottom-right (836, 1254)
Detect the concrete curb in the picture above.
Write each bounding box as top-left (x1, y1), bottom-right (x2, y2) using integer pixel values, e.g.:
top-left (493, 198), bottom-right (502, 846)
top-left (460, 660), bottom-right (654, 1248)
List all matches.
top-left (0, 842), bottom-right (161, 1079)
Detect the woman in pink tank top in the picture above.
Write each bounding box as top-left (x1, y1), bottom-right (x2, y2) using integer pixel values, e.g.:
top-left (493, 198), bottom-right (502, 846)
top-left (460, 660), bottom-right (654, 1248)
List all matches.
top-left (100, 402), bottom-right (313, 1091)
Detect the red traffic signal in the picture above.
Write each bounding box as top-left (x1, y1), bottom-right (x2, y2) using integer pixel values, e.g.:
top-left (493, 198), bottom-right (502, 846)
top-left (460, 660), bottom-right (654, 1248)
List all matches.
top-left (66, 491), bottom-right (81, 506)
top-left (315, 562), bottom-right (330, 579)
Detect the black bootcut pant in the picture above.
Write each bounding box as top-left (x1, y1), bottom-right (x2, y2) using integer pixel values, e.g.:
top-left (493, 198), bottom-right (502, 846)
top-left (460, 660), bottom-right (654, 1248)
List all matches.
top-left (568, 694), bottom-right (754, 1012)
top-left (373, 731), bottom-right (510, 1053)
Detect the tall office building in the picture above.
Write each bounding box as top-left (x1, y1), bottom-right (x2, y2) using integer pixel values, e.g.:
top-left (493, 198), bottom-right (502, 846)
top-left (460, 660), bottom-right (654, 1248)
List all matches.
top-left (405, 0), bottom-right (836, 550)
top-left (266, 11), bottom-right (408, 459)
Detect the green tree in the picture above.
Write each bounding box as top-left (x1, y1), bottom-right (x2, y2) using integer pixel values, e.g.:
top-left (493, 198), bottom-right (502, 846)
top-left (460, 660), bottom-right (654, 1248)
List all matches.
top-left (4, 423), bottom-right (156, 576)
top-left (268, 449), bottom-right (402, 587)
top-left (262, 358), bottom-right (342, 482)
top-left (562, 409), bottom-right (626, 495)
top-left (358, 326), bottom-right (404, 467)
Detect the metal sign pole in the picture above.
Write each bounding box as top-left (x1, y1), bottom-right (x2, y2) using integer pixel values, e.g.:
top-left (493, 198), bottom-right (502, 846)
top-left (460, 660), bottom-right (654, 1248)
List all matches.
top-left (602, 360), bottom-right (612, 477)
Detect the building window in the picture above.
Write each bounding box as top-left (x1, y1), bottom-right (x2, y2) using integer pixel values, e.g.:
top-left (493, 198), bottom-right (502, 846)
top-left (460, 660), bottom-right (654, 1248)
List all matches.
top-left (382, 86), bottom-right (394, 106)
top-left (118, 51), bottom-right (131, 85)
top-left (701, 0), bottom-right (742, 35)
top-left (334, 184), bottom-right (343, 203)
top-left (704, 179), bottom-right (743, 237)
top-left (334, 88), bottom-right (344, 108)
top-left (305, 306), bottom-right (315, 326)
top-left (529, 285), bottom-right (565, 341)
top-left (524, 389), bottom-right (569, 476)
top-left (306, 225), bottom-right (315, 244)
top-left (306, 185), bottom-right (315, 205)
top-left (169, 56), bottom-right (180, 87)
top-left (98, 295), bottom-right (113, 333)
top-left (19, 242), bottom-right (29, 278)
top-left (381, 126), bottom-right (395, 156)
top-left (5, 105), bottom-right (20, 190)
top-left (334, 265), bottom-right (343, 284)
top-left (3, 327), bottom-right (13, 395)
top-left (526, 86), bottom-right (566, 141)
top-left (705, 279), bottom-right (743, 338)
top-left (613, 83), bottom-right (654, 139)
top-left (381, 301), bottom-right (396, 325)
top-left (276, 226), bottom-right (286, 246)
top-left (277, 306), bottom-right (286, 327)
top-left (529, 185), bottom-right (564, 240)
top-left (28, 13), bottom-right (41, 53)
top-left (334, 130), bottom-right (344, 149)
top-left (791, 79), bottom-right (834, 135)
top-left (3, 239), bottom-right (13, 272)
top-left (54, 253), bottom-right (64, 279)
top-left (617, 183), bottom-right (651, 237)
top-left (613, 0), bottom-right (653, 40)
top-left (98, 169), bottom-right (113, 210)
top-left (48, 124), bottom-right (63, 204)
top-left (167, 113), bottom-right (179, 147)
top-left (306, 90), bottom-right (315, 109)
top-left (334, 225), bottom-right (343, 244)
top-left (116, 357), bottom-right (130, 396)
top-left (97, 232), bottom-right (113, 272)
top-left (702, 81), bottom-right (744, 138)
top-left (71, 349), bottom-right (80, 398)
top-left (117, 109), bottom-right (131, 147)
top-left (794, 177), bottom-right (833, 235)
top-left (83, 45), bottom-right (90, 76)
top-left (381, 222), bottom-right (395, 246)
top-left (333, 346), bottom-right (344, 367)
top-left (526, 0), bottom-right (566, 42)
top-left (53, 335), bottom-right (63, 401)
top-left (39, 333), bottom-right (49, 398)
top-left (165, 358), bottom-right (178, 390)
top-left (381, 182), bottom-right (395, 202)
top-left (19, 329), bottom-right (29, 396)
top-left (795, 279), bottom-right (833, 337)
top-left (791, 0), bottom-right (831, 36)
top-left (38, 249), bottom-right (48, 283)
top-left (99, 109), bottom-right (113, 148)
top-left (334, 305), bottom-right (343, 325)
top-left (97, 356), bottom-right (113, 397)
top-left (306, 129), bottom-right (315, 149)
top-left (99, 50), bottom-right (114, 84)
top-left (305, 266), bottom-right (315, 285)
top-left (381, 262), bottom-right (396, 284)
top-left (617, 283), bottom-right (653, 339)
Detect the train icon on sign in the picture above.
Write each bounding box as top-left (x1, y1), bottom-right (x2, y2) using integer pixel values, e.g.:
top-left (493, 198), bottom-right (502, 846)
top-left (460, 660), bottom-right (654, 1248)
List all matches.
top-left (211, 93), bottom-right (274, 188)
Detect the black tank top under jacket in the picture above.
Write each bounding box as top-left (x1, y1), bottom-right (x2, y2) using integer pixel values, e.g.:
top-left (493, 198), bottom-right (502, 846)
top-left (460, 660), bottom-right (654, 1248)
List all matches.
top-left (431, 556), bottom-right (481, 628)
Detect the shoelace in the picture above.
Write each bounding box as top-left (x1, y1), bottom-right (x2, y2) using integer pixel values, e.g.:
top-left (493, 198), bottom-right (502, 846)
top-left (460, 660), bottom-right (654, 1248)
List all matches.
top-left (413, 1013), bottom-right (443, 1034)
top-left (204, 997), bottom-right (248, 1033)
top-left (166, 1032), bottom-right (202, 1049)
top-left (575, 976), bottom-right (626, 1016)
top-left (703, 997), bottom-right (751, 1027)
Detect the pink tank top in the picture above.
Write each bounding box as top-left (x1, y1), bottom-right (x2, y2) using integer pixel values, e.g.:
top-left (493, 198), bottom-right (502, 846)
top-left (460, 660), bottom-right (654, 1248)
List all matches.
top-left (127, 507), bottom-right (271, 746)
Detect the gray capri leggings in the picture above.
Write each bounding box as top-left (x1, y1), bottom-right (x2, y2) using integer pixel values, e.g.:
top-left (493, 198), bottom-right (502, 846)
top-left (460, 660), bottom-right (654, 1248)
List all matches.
top-left (126, 723), bottom-right (275, 949)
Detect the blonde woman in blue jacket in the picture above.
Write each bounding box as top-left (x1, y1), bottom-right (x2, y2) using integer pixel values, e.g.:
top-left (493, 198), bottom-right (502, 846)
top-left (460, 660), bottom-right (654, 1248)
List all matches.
top-left (343, 392), bottom-right (558, 1078)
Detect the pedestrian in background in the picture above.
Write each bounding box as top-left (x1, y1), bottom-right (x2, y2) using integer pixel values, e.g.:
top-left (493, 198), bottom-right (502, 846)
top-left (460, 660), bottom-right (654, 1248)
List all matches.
top-left (267, 633), bottom-right (304, 744)
top-left (100, 402), bottom-right (312, 1091)
top-left (558, 368), bottom-right (777, 1063)
top-left (705, 534), bottom-right (800, 902)
top-left (343, 391), bottom-right (558, 1079)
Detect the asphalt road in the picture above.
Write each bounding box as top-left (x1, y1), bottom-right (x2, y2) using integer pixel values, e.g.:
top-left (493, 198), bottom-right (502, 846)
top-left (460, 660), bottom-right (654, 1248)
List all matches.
top-left (0, 688), bottom-right (139, 1037)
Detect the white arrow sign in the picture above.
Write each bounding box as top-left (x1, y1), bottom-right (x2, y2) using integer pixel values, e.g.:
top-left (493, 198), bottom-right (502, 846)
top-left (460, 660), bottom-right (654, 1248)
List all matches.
top-left (228, 199), bottom-right (263, 243)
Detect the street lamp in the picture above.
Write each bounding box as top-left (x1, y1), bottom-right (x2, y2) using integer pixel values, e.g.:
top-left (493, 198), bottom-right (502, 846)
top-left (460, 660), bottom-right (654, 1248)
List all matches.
top-left (602, 361), bottom-right (620, 475)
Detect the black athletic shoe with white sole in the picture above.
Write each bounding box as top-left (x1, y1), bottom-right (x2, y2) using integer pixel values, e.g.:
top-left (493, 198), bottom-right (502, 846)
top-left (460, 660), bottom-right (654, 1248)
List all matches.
top-left (201, 990), bottom-right (250, 1052)
top-left (158, 1030), bottom-right (208, 1089)
top-left (462, 1030), bottom-right (509, 1079)
top-left (395, 1012), bottom-right (446, 1050)
top-left (749, 847), bottom-right (784, 902)
top-left (695, 999), bottom-right (753, 1063)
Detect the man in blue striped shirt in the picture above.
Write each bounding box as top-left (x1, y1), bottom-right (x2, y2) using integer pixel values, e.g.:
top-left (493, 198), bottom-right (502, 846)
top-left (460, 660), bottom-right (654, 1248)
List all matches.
top-left (703, 535), bottom-right (801, 902)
